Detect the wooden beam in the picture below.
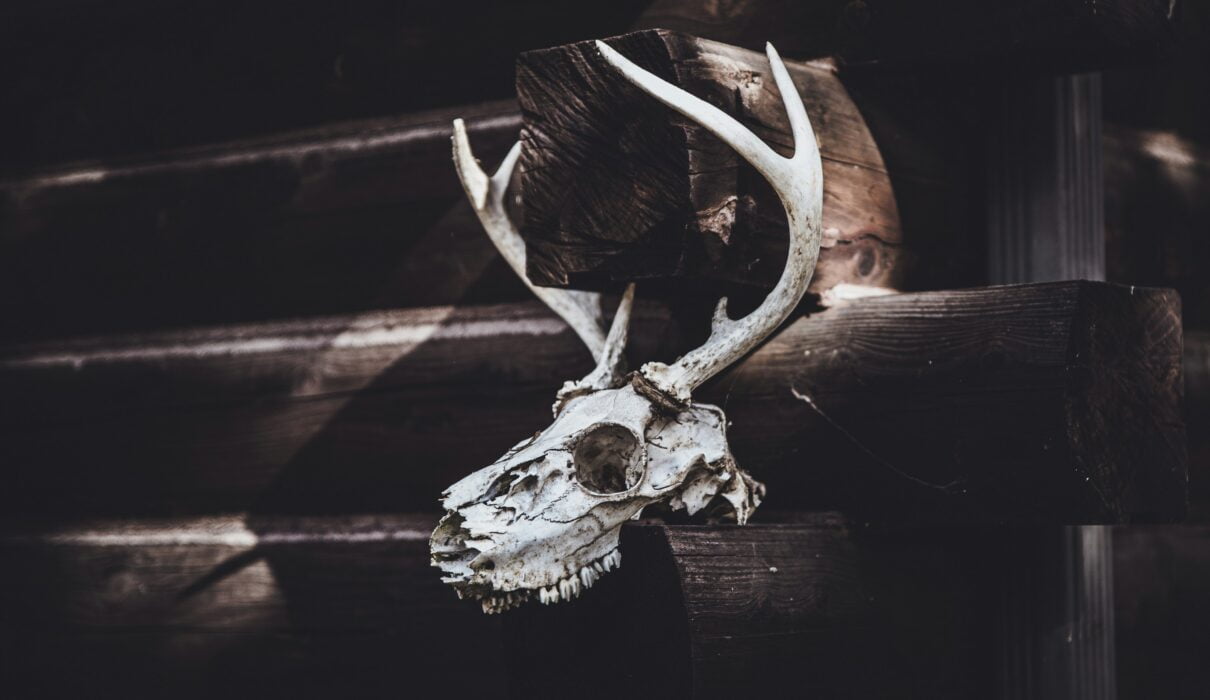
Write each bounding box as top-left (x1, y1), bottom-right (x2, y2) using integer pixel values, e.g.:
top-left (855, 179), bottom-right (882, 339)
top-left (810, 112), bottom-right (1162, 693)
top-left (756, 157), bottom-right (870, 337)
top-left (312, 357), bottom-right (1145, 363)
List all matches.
top-left (0, 102), bottom-right (528, 343)
top-left (0, 514), bottom-right (504, 699)
top-left (634, 0), bottom-right (1177, 71)
top-left (504, 518), bottom-right (1059, 698)
top-left (985, 69), bottom-right (1116, 700)
top-left (0, 281), bottom-right (1185, 523)
top-left (0, 0), bottom-right (651, 173)
top-left (517, 30), bottom-right (908, 292)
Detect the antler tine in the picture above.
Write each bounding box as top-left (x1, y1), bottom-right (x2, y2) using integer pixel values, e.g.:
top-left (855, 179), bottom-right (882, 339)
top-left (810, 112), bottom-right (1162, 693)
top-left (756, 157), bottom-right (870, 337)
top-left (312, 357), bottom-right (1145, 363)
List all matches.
top-left (451, 119), bottom-right (634, 402)
top-left (595, 41), bottom-right (823, 406)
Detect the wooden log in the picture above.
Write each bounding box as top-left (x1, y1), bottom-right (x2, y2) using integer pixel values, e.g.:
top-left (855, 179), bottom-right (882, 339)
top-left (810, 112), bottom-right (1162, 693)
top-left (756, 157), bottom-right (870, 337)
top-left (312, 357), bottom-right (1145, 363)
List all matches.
top-left (1113, 525), bottom-right (1210, 700)
top-left (634, 0), bottom-right (1178, 70)
top-left (986, 69), bottom-right (1115, 700)
top-left (0, 281), bottom-right (1185, 523)
top-left (0, 514), bottom-right (504, 699)
top-left (517, 30), bottom-right (908, 292)
top-left (0, 102), bottom-right (529, 343)
top-left (0, 0), bottom-right (650, 173)
top-left (504, 518), bottom-right (1040, 698)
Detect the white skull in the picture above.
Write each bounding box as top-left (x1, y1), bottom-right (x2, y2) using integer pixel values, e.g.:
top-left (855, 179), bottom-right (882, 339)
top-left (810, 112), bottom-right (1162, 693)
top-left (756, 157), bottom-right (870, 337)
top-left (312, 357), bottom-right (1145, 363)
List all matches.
top-left (437, 40), bottom-right (821, 613)
top-left (431, 383), bottom-right (763, 613)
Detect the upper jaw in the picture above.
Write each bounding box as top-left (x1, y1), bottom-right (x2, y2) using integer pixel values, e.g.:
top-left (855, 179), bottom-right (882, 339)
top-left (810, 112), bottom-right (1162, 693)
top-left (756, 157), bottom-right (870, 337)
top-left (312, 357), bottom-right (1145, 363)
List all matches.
top-left (430, 507), bottom-right (626, 613)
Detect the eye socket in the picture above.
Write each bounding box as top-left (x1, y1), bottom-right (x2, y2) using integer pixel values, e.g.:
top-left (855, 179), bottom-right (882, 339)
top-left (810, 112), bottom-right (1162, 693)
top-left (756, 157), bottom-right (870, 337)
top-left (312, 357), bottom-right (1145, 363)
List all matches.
top-left (572, 424), bottom-right (644, 494)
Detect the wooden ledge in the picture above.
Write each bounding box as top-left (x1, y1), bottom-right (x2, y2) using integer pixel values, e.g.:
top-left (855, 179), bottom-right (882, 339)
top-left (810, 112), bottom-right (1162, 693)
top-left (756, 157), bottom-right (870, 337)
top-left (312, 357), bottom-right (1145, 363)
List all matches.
top-left (0, 281), bottom-right (1186, 522)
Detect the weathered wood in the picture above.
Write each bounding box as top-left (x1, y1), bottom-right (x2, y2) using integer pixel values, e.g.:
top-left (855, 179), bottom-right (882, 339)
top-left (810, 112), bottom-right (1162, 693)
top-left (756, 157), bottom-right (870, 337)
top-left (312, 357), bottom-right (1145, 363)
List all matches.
top-left (517, 30), bottom-right (906, 292)
top-left (1113, 525), bottom-right (1210, 700)
top-left (634, 0), bottom-right (1178, 70)
top-left (506, 518), bottom-right (1020, 698)
top-left (0, 514), bottom-right (504, 699)
top-left (0, 281), bottom-right (1185, 523)
top-left (0, 0), bottom-right (650, 174)
top-left (0, 102), bottom-right (528, 342)
top-left (987, 70), bottom-right (1116, 700)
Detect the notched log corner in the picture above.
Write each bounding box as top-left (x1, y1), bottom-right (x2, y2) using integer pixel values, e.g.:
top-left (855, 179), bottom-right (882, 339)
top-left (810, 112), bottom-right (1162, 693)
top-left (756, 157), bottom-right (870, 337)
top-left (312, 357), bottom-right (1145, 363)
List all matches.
top-left (516, 29), bottom-right (903, 294)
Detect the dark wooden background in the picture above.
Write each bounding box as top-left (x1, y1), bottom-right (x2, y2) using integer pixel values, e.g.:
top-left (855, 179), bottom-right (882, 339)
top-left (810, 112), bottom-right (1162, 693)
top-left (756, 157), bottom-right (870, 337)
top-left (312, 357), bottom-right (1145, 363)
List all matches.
top-left (1, 1), bottom-right (1207, 698)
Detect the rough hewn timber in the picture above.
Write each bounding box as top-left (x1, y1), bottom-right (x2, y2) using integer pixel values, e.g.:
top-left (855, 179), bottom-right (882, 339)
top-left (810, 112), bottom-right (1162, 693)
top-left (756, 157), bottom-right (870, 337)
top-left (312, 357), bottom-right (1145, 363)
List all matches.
top-left (0, 0), bottom-right (651, 173)
top-left (633, 0), bottom-right (1177, 70)
top-left (0, 281), bottom-right (1184, 523)
top-left (506, 518), bottom-right (1072, 699)
top-left (0, 101), bottom-right (526, 343)
top-left (517, 30), bottom-right (905, 292)
top-left (0, 514), bottom-right (503, 699)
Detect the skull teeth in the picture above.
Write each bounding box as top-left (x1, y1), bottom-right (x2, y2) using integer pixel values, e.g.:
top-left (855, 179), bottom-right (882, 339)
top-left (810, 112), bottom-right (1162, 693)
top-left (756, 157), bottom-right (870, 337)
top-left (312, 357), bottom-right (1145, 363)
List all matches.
top-left (537, 548), bottom-right (621, 606)
top-left (474, 547), bottom-right (623, 613)
top-left (480, 588), bottom-right (530, 614)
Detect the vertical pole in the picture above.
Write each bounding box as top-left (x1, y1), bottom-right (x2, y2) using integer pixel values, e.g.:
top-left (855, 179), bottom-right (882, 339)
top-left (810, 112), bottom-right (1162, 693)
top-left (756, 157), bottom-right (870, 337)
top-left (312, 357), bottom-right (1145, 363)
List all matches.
top-left (986, 72), bottom-right (1116, 700)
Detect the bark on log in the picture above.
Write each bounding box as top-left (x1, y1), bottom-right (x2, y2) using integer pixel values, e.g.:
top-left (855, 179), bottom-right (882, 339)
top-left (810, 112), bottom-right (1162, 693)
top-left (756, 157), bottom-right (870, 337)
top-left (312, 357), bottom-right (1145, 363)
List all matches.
top-left (517, 30), bottom-right (906, 292)
top-left (0, 281), bottom-right (1185, 523)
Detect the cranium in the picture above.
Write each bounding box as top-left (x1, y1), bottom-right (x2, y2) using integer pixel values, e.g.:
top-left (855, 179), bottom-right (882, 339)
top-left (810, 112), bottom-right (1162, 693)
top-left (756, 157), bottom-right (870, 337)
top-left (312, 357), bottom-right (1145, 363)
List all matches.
top-left (431, 41), bottom-right (823, 613)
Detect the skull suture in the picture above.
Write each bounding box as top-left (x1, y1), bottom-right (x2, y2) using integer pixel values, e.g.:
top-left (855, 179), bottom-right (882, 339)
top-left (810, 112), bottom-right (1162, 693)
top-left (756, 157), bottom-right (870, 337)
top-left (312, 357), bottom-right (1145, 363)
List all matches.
top-left (431, 384), bottom-right (763, 612)
top-left (433, 40), bottom-right (823, 613)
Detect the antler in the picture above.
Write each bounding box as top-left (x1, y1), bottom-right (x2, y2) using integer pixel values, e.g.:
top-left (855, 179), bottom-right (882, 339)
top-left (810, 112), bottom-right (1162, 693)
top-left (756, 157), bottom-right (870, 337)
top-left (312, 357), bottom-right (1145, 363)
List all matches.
top-left (595, 40), bottom-right (823, 407)
top-left (451, 120), bottom-right (635, 402)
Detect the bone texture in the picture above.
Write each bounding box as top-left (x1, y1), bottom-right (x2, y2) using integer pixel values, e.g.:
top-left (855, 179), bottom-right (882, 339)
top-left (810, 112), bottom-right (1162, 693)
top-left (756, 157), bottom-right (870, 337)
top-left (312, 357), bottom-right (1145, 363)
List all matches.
top-left (596, 40), bottom-right (824, 406)
top-left (452, 119), bottom-right (634, 400)
top-left (432, 40), bottom-right (819, 613)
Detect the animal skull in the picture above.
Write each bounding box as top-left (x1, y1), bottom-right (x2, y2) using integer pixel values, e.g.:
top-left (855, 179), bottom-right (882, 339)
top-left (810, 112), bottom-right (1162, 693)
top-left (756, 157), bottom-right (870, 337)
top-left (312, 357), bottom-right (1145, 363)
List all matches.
top-left (432, 40), bottom-right (823, 613)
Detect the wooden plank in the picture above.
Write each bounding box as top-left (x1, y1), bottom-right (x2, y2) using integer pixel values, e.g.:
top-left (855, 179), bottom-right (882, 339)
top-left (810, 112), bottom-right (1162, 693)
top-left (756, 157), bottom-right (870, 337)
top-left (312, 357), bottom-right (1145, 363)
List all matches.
top-left (0, 514), bottom-right (504, 699)
top-left (634, 0), bottom-right (1178, 70)
top-left (517, 30), bottom-right (906, 292)
top-left (505, 518), bottom-right (1018, 698)
top-left (0, 281), bottom-right (1185, 523)
top-left (1113, 525), bottom-right (1210, 700)
top-left (0, 102), bottom-right (529, 343)
top-left (986, 69), bottom-right (1115, 700)
top-left (0, 0), bottom-right (651, 173)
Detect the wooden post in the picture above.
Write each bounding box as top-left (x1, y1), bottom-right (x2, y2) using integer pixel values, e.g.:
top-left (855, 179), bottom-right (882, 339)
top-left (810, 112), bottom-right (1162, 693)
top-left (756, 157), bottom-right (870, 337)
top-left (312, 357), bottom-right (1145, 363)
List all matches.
top-left (986, 72), bottom-right (1117, 700)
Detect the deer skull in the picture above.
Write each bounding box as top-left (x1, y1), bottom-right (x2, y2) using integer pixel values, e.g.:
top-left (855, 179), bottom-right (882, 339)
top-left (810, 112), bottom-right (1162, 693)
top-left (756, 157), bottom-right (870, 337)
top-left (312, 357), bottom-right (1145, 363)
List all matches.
top-left (432, 41), bottom-right (823, 613)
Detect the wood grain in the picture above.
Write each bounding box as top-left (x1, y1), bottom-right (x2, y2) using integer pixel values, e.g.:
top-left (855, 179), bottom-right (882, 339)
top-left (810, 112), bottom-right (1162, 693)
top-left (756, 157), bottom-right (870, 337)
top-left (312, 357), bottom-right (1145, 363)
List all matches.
top-left (0, 281), bottom-right (1185, 523)
top-left (0, 514), bottom-right (503, 699)
top-left (0, 0), bottom-right (650, 174)
top-left (517, 30), bottom-right (904, 291)
top-left (507, 518), bottom-right (1013, 699)
top-left (0, 102), bottom-right (527, 342)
